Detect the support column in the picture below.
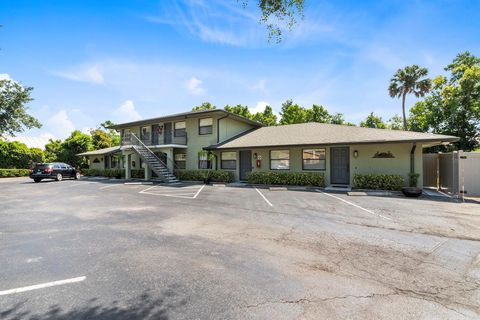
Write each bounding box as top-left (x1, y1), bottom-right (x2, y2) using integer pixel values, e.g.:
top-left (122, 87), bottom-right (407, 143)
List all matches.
top-left (144, 163), bottom-right (152, 181)
top-left (165, 148), bottom-right (174, 172)
top-left (125, 154), bottom-right (131, 179)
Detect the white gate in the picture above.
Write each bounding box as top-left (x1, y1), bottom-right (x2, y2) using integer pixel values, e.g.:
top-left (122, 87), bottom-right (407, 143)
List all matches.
top-left (423, 151), bottom-right (480, 198)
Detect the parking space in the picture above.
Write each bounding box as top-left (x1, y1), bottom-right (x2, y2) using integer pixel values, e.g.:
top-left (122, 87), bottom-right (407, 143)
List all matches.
top-left (1, 177), bottom-right (480, 319)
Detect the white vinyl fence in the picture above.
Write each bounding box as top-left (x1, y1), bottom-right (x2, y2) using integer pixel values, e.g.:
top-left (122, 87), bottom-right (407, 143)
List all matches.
top-left (423, 151), bottom-right (480, 198)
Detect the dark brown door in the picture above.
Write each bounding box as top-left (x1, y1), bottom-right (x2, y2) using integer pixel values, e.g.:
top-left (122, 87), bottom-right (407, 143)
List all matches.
top-left (330, 147), bottom-right (350, 185)
top-left (239, 150), bottom-right (252, 181)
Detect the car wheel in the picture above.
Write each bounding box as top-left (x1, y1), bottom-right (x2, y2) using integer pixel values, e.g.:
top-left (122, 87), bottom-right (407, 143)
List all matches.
top-left (34, 178), bottom-right (41, 183)
top-left (56, 173), bottom-right (63, 181)
top-left (74, 172), bottom-right (80, 180)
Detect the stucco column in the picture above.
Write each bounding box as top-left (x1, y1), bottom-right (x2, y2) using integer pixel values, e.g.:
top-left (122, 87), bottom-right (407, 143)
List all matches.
top-left (125, 154), bottom-right (131, 179)
top-left (144, 163), bottom-right (152, 181)
top-left (165, 148), bottom-right (174, 172)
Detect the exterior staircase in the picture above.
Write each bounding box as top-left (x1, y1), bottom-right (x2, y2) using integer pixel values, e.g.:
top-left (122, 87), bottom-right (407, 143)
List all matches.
top-left (126, 133), bottom-right (179, 183)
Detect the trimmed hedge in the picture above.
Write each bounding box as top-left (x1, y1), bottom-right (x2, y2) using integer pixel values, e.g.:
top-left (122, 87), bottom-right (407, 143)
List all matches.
top-left (174, 170), bottom-right (235, 183)
top-left (353, 174), bottom-right (404, 191)
top-left (0, 169), bottom-right (31, 177)
top-left (247, 171), bottom-right (326, 187)
top-left (82, 168), bottom-right (125, 178)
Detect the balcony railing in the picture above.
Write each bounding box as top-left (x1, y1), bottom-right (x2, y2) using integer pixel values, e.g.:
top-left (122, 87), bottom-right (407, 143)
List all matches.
top-left (121, 131), bottom-right (187, 146)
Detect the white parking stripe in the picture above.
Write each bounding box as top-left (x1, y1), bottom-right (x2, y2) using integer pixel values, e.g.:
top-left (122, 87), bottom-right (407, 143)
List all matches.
top-left (255, 188), bottom-right (273, 207)
top-left (99, 184), bottom-right (122, 190)
top-left (139, 185), bottom-right (158, 193)
top-left (316, 190), bottom-right (392, 221)
top-left (0, 276), bottom-right (86, 296)
top-left (193, 184), bottom-right (205, 199)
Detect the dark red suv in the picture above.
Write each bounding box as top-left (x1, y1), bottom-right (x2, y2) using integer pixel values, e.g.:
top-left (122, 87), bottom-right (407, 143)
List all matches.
top-left (30, 163), bottom-right (80, 183)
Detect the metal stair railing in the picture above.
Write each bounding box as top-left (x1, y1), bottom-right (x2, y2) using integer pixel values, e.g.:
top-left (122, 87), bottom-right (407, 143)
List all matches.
top-left (129, 133), bottom-right (179, 182)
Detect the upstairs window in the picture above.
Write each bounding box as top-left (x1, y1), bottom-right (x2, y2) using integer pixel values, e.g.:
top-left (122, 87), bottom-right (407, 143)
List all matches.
top-left (141, 126), bottom-right (151, 142)
top-left (221, 152), bottom-right (236, 170)
top-left (303, 149), bottom-right (326, 170)
top-left (199, 118), bottom-right (213, 135)
top-left (270, 150), bottom-right (290, 170)
top-left (174, 121), bottom-right (186, 137)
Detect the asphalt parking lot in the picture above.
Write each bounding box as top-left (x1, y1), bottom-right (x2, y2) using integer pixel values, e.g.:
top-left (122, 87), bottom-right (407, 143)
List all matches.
top-left (1, 177), bottom-right (480, 320)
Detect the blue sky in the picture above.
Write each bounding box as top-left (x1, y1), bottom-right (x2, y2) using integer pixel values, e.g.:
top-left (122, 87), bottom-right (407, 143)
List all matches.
top-left (1, 0), bottom-right (479, 144)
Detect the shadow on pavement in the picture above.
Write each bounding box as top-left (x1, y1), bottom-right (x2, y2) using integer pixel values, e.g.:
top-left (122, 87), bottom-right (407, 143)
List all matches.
top-left (1, 291), bottom-right (185, 320)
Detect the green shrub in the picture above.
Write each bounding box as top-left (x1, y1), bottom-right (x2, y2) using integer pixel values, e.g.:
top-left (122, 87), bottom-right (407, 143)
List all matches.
top-left (0, 169), bottom-right (31, 177)
top-left (131, 169), bottom-right (144, 179)
top-left (353, 174), bottom-right (404, 191)
top-left (82, 168), bottom-right (125, 178)
top-left (247, 171), bottom-right (326, 187)
top-left (174, 170), bottom-right (207, 181)
top-left (174, 170), bottom-right (235, 183)
top-left (209, 170), bottom-right (235, 183)
top-left (408, 173), bottom-right (420, 187)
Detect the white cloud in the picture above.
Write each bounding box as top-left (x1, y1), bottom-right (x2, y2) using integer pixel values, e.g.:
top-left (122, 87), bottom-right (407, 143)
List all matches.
top-left (47, 110), bottom-right (76, 139)
top-left (186, 77), bottom-right (206, 95)
top-left (249, 79), bottom-right (268, 95)
top-left (250, 101), bottom-right (269, 114)
top-left (113, 100), bottom-right (142, 122)
top-left (0, 73), bottom-right (11, 80)
top-left (54, 65), bottom-right (104, 84)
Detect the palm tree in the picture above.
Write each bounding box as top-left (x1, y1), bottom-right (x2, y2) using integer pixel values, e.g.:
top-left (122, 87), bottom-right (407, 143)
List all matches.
top-left (388, 65), bottom-right (432, 131)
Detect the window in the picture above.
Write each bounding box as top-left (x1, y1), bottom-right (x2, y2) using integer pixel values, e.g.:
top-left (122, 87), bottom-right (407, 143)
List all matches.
top-left (221, 152), bottom-right (236, 170)
top-left (174, 121), bottom-right (186, 137)
top-left (174, 153), bottom-right (186, 169)
top-left (270, 150), bottom-right (290, 170)
top-left (303, 149), bottom-right (326, 170)
top-left (199, 118), bottom-right (213, 135)
top-left (198, 153), bottom-right (212, 169)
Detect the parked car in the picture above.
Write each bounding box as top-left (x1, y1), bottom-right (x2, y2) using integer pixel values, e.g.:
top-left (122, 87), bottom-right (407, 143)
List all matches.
top-left (29, 163), bottom-right (80, 182)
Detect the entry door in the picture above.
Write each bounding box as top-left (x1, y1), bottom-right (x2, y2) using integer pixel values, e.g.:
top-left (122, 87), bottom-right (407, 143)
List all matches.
top-left (239, 150), bottom-right (252, 181)
top-left (330, 147), bottom-right (350, 185)
top-left (164, 122), bottom-right (172, 144)
top-left (152, 124), bottom-right (159, 145)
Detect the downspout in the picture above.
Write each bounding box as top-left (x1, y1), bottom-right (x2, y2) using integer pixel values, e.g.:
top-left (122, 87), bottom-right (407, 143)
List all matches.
top-left (410, 142), bottom-right (417, 174)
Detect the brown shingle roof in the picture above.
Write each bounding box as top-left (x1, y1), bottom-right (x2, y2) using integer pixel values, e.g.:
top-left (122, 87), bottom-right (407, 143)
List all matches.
top-left (207, 123), bottom-right (459, 149)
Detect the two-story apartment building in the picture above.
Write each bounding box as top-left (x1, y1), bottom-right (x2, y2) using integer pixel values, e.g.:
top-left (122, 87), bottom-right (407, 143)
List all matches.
top-left (78, 109), bottom-right (458, 187)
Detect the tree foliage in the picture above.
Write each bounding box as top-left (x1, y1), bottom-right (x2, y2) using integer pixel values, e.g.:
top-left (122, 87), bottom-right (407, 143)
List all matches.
top-left (240, 0), bottom-right (305, 42)
top-left (224, 104), bottom-right (252, 119)
top-left (387, 114), bottom-right (404, 130)
top-left (0, 140), bottom-right (44, 168)
top-left (44, 138), bottom-right (63, 163)
top-left (58, 130), bottom-right (93, 168)
top-left (389, 65), bottom-right (432, 130)
top-left (192, 102), bottom-right (216, 111)
top-left (360, 112), bottom-right (387, 129)
top-left (252, 105), bottom-right (277, 126)
top-left (408, 52), bottom-right (480, 151)
top-left (279, 100), bottom-right (308, 124)
top-left (0, 79), bottom-right (41, 137)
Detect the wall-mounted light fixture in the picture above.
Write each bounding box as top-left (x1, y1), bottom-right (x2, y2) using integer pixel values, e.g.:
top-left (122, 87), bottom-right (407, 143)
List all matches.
top-left (253, 153), bottom-right (258, 159)
top-left (353, 150), bottom-right (359, 158)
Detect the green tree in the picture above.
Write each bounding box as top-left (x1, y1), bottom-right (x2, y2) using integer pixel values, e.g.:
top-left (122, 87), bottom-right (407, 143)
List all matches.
top-left (306, 104), bottom-right (332, 123)
top-left (279, 100), bottom-right (308, 124)
top-left (330, 112), bottom-right (355, 126)
top-left (409, 52), bottom-right (480, 151)
top-left (100, 120), bottom-right (120, 146)
top-left (360, 112), bottom-right (387, 129)
top-left (0, 79), bottom-right (41, 137)
top-left (224, 104), bottom-right (252, 119)
top-left (0, 140), bottom-right (44, 168)
top-left (387, 114), bottom-right (404, 130)
top-left (253, 105), bottom-right (277, 126)
top-left (59, 130), bottom-right (93, 168)
top-left (44, 138), bottom-right (63, 162)
top-left (192, 102), bottom-right (216, 111)
top-left (90, 128), bottom-right (113, 149)
top-left (388, 65), bottom-right (432, 131)
top-left (240, 0), bottom-right (305, 42)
